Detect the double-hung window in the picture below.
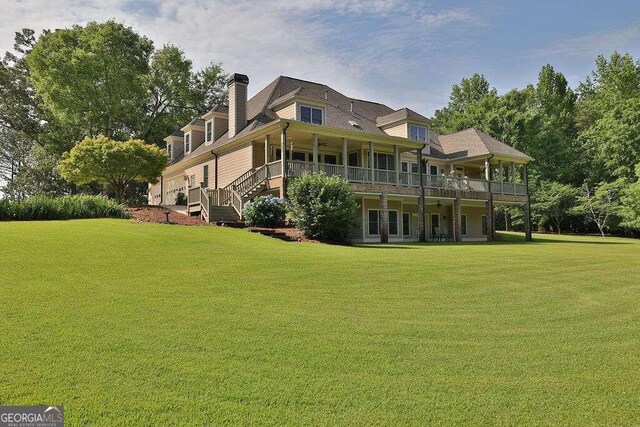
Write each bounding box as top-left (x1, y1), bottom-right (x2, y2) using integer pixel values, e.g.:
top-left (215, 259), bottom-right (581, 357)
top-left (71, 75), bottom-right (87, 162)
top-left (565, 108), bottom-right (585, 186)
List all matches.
top-left (184, 133), bottom-right (191, 154)
top-left (410, 125), bottom-right (427, 141)
top-left (461, 214), bottom-right (468, 236)
top-left (402, 161), bottom-right (418, 173)
top-left (205, 120), bottom-right (213, 143)
top-left (203, 165), bottom-right (209, 188)
top-left (167, 143), bottom-right (172, 159)
top-left (300, 105), bottom-right (323, 125)
top-left (429, 164), bottom-right (439, 175)
top-left (481, 215), bottom-right (487, 235)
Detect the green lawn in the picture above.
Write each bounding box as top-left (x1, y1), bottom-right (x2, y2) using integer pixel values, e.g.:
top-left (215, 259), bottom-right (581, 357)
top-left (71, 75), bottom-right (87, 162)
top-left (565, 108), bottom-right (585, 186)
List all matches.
top-left (1, 220), bottom-right (639, 425)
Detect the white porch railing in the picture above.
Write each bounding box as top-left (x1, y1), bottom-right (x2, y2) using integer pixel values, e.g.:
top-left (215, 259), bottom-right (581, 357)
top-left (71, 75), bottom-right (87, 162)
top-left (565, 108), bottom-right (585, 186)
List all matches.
top-left (285, 160), bottom-right (527, 196)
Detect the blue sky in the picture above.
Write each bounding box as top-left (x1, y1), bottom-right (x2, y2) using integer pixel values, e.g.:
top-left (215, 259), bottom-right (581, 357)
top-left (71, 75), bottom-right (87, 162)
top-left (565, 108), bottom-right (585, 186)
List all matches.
top-left (1, 0), bottom-right (639, 116)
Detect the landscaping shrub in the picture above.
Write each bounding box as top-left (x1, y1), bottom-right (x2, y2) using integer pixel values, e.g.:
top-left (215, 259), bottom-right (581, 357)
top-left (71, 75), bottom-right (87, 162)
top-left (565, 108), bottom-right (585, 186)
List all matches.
top-left (0, 195), bottom-right (128, 221)
top-left (287, 172), bottom-right (358, 243)
top-left (243, 195), bottom-right (286, 227)
top-left (175, 192), bottom-right (187, 205)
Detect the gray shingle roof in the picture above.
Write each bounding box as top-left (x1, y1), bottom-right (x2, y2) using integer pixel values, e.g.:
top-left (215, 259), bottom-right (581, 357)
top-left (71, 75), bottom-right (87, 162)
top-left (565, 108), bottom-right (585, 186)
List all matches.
top-left (170, 76), bottom-right (531, 165)
top-left (376, 108), bottom-right (429, 127)
top-left (431, 128), bottom-right (533, 161)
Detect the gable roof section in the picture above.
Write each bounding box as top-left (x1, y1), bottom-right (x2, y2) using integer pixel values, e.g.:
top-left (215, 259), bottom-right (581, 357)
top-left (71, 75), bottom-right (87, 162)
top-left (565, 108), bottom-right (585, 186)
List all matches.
top-left (376, 107), bottom-right (429, 128)
top-left (434, 128), bottom-right (533, 161)
top-left (210, 76), bottom-right (397, 151)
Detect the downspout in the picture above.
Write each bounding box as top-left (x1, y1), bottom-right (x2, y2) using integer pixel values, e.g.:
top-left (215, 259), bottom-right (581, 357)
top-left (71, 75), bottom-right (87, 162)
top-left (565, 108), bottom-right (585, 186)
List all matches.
top-left (211, 151), bottom-right (218, 189)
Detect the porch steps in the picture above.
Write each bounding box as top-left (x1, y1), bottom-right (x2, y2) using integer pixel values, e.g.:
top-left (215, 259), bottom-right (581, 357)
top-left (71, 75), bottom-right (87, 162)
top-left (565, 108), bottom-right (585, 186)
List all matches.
top-left (249, 228), bottom-right (298, 242)
top-left (209, 206), bottom-right (240, 222)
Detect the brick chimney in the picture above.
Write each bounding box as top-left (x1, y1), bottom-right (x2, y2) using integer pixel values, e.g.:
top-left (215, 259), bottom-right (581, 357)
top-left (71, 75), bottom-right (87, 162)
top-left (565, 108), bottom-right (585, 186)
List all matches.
top-left (227, 73), bottom-right (249, 138)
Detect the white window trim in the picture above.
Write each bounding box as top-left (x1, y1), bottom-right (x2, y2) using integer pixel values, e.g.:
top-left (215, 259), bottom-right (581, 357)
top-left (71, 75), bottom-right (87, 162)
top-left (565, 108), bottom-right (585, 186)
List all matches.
top-left (167, 143), bottom-right (172, 159)
top-left (205, 120), bottom-right (213, 143)
top-left (409, 124), bottom-right (427, 141)
top-left (184, 131), bottom-right (192, 154)
top-left (461, 214), bottom-right (468, 236)
top-left (402, 212), bottom-right (411, 236)
top-left (430, 213), bottom-right (440, 229)
top-left (298, 104), bottom-right (324, 125)
top-left (429, 164), bottom-right (440, 175)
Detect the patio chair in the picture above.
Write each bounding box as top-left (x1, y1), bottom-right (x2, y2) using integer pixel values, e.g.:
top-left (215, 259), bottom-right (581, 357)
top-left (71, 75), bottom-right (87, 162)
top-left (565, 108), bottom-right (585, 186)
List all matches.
top-left (441, 227), bottom-right (454, 242)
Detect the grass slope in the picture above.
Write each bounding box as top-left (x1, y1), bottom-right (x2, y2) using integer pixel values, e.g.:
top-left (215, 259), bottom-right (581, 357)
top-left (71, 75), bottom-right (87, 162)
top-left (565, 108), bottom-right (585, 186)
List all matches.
top-left (0, 220), bottom-right (639, 425)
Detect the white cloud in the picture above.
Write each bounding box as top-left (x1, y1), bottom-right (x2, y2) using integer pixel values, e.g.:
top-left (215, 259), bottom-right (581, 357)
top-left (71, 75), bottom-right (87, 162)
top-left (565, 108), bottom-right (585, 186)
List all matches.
top-left (0, 0), bottom-right (488, 116)
top-left (533, 23), bottom-right (640, 58)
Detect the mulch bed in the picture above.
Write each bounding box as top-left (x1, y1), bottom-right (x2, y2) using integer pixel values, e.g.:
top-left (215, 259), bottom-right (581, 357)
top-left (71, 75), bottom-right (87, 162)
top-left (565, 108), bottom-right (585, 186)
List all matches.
top-left (247, 226), bottom-right (320, 243)
top-left (125, 206), bottom-right (207, 226)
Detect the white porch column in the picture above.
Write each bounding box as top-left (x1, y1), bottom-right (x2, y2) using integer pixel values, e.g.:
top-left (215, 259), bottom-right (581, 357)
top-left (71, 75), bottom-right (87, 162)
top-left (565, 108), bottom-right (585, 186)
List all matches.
top-left (369, 141), bottom-right (375, 184)
top-left (511, 161), bottom-right (516, 183)
top-left (264, 135), bottom-right (270, 164)
top-left (342, 138), bottom-right (348, 178)
top-left (250, 140), bottom-right (255, 169)
top-left (485, 158), bottom-right (491, 181)
top-left (312, 133), bottom-right (319, 173)
top-left (280, 126), bottom-right (287, 198)
top-left (394, 145), bottom-right (400, 185)
top-left (498, 160), bottom-right (504, 193)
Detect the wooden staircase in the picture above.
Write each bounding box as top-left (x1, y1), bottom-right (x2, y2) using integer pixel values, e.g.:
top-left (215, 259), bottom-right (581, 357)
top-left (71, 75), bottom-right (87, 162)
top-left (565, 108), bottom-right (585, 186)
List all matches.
top-left (191, 161), bottom-right (281, 223)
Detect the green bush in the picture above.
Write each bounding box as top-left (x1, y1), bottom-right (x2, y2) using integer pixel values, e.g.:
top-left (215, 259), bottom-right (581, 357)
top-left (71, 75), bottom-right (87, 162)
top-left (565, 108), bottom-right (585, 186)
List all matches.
top-left (0, 195), bottom-right (128, 221)
top-left (243, 195), bottom-right (286, 227)
top-left (287, 172), bottom-right (358, 243)
top-left (175, 192), bottom-right (187, 205)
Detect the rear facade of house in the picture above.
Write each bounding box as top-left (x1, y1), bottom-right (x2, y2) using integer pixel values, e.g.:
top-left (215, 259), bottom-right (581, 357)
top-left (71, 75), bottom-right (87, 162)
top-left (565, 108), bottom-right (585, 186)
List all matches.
top-left (149, 74), bottom-right (534, 243)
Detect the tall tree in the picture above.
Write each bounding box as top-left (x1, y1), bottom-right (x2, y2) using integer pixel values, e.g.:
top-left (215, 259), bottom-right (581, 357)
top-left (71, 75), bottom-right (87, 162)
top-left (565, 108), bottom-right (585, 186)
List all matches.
top-left (576, 52), bottom-right (640, 182)
top-left (620, 164), bottom-right (640, 229)
top-left (27, 21), bottom-right (154, 143)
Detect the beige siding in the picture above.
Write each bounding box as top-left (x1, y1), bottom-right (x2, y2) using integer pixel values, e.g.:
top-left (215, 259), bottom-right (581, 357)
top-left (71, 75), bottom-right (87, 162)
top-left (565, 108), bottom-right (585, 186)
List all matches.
top-left (185, 159), bottom-right (216, 189)
top-left (163, 174), bottom-right (187, 205)
top-left (217, 143), bottom-right (253, 187)
top-left (214, 117), bottom-right (228, 140)
top-left (461, 206), bottom-right (487, 239)
top-left (383, 123), bottom-right (408, 138)
top-left (275, 102), bottom-right (296, 119)
top-left (254, 142), bottom-right (266, 167)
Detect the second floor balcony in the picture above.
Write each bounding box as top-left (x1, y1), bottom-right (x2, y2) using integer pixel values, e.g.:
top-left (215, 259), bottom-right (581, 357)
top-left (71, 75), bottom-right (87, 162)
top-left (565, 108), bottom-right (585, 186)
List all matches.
top-left (285, 160), bottom-right (527, 196)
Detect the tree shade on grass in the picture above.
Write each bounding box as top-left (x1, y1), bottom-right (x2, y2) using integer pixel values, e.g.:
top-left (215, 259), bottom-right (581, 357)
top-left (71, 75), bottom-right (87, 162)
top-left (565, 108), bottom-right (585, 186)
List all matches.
top-left (0, 220), bottom-right (639, 425)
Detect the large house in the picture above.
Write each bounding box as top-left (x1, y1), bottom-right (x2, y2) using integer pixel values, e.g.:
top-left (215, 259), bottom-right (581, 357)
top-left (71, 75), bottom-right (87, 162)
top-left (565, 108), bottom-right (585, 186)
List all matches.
top-left (149, 74), bottom-right (533, 243)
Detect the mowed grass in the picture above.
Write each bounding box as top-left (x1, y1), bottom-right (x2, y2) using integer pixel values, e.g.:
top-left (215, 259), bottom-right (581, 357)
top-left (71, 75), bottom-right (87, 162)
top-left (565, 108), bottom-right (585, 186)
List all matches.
top-left (0, 220), bottom-right (639, 425)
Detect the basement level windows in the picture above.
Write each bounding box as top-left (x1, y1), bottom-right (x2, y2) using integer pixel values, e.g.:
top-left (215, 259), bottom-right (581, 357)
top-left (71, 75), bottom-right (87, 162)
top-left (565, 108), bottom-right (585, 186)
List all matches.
top-left (300, 105), bottom-right (323, 125)
top-left (409, 125), bottom-right (427, 141)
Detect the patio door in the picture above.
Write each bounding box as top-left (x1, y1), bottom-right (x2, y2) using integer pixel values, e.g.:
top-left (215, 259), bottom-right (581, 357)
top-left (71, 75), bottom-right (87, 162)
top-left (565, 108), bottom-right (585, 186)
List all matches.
top-left (430, 213), bottom-right (440, 238)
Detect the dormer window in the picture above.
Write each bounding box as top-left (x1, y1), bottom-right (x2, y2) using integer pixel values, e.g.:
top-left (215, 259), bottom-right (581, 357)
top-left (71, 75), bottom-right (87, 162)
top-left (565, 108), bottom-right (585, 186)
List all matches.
top-left (167, 143), bottom-right (172, 159)
top-left (205, 120), bottom-right (213, 143)
top-left (410, 125), bottom-right (427, 141)
top-left (300, 105), bottom-right (323, 125)
top-left (184, 132), bottom-right (191, 154)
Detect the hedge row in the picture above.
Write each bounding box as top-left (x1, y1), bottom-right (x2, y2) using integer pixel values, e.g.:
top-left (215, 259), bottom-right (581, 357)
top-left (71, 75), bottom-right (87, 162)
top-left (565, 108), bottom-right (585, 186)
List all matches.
top-left (0, 195), bottom-right (128, 221)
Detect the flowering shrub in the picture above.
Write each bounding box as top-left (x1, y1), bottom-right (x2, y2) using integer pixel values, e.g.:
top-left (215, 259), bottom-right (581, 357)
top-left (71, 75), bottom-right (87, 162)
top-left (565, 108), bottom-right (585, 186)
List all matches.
top-left (242, 195), bottom-right (286, 227)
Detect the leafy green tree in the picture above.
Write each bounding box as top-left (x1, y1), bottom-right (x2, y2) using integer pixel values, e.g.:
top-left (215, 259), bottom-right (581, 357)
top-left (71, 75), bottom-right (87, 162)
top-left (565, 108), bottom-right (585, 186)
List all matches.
top-left (531, 181), bottom-right (579, 234)
top-left (58, 135), bottom-right (167, 203)
top-left (620, 164), bottom-right (640, 229)
top-left (576, 52), bottom-right (640, 182)
top-left (28, 21), bottom-right (154, 142)
top-left (572, 180), bottom-right (625, 236)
